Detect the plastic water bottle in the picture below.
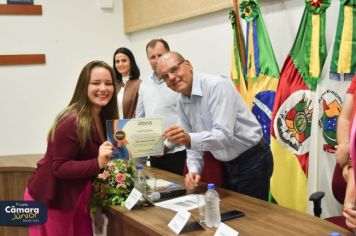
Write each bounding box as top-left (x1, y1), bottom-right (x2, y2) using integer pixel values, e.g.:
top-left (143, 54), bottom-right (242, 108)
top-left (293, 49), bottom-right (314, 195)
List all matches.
top-left (204, 183), bottom-right (221, 228)
top-left (134, 165), bottom-right (147, 198)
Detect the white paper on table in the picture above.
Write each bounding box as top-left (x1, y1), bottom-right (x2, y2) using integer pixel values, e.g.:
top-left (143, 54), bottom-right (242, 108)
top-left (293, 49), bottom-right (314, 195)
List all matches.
top-left (125, 188), bottom-right (142, 210)
top-left (168, 210), bottom-right (191, 235)
top-left (214, 222), bottom-right (239, 236)
top-left (154, 194), bottom-right (199, 212)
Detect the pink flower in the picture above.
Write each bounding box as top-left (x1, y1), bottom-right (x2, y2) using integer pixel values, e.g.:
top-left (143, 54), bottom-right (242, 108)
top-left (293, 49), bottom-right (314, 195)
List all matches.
top-left (98, 171), bottom-right (110, 180)
top-left (116, 182), bottom-right (127, 189)
top-left (115, 173), bottom-right (126, 183)
top-left (107, 162), bottom-right (115, 171)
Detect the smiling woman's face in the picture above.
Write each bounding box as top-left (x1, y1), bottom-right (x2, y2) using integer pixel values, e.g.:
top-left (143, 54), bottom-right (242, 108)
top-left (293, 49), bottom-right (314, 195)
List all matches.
top-left (114, 53), bottom-right (131, 77)
top-left (87, 66), bottom-right (114, 112)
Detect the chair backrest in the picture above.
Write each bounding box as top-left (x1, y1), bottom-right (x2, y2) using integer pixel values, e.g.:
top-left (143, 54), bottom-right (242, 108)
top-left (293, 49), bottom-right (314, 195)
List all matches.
top-left (332, 164), bottom-right (346, 205)
top-left (324, 165), bottom-right (350, 231)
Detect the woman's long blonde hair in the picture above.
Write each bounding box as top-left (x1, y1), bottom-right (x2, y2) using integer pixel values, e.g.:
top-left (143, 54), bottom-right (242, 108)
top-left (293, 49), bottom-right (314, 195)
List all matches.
top-left (48, 61), bottom-right (118, 147)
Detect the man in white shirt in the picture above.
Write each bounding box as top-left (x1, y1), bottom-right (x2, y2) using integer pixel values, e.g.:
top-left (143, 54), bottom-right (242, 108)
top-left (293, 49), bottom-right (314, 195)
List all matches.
top-left (135, 39), bottom-right (186, 175)
top-left (158, 51), bottom-right (273, 200)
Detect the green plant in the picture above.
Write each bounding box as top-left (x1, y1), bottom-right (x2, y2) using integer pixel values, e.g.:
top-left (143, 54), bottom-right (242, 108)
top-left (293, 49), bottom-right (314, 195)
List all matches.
top-left (90, 159), bottom-right (136, 213)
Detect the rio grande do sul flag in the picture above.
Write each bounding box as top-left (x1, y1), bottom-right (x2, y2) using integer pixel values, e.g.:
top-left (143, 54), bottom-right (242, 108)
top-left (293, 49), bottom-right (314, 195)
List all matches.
top-left (270, 0), bottom-right (330, 212)
top-left (308, 0), bottom-right (356, 218)
top-left (234, 0), bottom-right (279, 144)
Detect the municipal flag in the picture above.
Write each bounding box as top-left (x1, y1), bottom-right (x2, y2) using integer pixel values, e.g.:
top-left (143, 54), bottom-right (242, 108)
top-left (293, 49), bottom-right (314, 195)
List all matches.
top-left (308, 0), bottom-right (356, 218)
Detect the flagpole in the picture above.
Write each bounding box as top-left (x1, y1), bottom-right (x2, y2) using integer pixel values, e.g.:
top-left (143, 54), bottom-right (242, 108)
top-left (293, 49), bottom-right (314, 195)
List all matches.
top-left (233, 0), bottom-right (246, 69)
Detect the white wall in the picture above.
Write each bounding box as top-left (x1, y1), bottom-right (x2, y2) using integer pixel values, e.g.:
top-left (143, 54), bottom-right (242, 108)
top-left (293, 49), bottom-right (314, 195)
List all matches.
top-left (0, 0), bottom-right (339, 155)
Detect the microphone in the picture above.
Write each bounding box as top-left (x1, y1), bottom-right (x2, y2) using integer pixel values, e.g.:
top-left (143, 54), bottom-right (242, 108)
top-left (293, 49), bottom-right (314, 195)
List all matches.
top-left (149, 192), bottom-right (161, 202)
top-left (149, 189), bottom-right (187, 202)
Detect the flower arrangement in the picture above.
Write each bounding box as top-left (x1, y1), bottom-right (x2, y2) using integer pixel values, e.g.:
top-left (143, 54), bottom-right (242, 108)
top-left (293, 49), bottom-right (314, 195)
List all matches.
top-left (90, 159), bottom-right (136, 213)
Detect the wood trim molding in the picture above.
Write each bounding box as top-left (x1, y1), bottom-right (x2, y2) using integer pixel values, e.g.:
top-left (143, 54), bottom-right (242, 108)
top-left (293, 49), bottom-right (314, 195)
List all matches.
top-left (0, 4), bottom-right (42, 15)
top-left (0, 54), bottom-right (46, 65)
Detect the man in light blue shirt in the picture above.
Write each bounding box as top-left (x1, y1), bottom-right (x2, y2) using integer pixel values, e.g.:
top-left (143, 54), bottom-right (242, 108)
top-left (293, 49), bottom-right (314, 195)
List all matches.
top-left (158, 52), bottom-right (273, 200)
top-left (135, 39), bottom-right (186, 175)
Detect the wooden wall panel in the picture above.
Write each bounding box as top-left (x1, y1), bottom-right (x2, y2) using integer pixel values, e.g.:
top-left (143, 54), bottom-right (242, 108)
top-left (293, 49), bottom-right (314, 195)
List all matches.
top-left (123, 0), bottom-right (232, 33)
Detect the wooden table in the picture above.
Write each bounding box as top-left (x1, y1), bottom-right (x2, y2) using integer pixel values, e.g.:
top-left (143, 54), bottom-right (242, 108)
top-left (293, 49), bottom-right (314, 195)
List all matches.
top-left (106, 165), bottom-right (352, 236)
top-left (0, 155), bottom-right (351, 235)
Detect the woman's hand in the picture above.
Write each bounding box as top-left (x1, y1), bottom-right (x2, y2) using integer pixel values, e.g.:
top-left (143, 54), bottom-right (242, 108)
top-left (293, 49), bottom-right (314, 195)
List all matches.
top-left (335, 143), bottom-right (350, 167)
top-left (343, 168), bottom-right (356, 231)
top-left (343, 203), bottom-right (356, 231)
top-left (98, 141), bottom-right (114, 169)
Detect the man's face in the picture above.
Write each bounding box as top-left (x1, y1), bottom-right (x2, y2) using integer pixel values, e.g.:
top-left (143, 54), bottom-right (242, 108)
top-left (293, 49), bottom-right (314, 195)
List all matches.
top-left (146, 42), bottom-right (169, 74)
top-left (157, 54), bottom-right (193, 96)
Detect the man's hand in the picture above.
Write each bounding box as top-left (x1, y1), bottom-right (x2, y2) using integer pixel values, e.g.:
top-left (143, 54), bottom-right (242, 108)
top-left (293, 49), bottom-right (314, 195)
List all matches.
top-left (185, 172), bottom-right (201, 190)
top-left (164, 125), bottom-right (191, 146)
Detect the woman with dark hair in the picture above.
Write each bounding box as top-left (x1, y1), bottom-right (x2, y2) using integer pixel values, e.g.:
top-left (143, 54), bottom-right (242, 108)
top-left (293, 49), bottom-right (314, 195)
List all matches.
top-left (24, 60), bottom-right (118, 236)
top-left (113, 47), bottom-right (141, 119)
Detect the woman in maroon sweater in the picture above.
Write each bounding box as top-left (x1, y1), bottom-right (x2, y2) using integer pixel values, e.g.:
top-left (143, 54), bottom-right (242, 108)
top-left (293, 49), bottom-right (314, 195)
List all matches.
top-left (24, 60), bottom-right (118, 236)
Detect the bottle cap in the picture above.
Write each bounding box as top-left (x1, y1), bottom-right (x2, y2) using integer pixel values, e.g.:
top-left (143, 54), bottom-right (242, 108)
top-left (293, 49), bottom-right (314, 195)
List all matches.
top-left (207, 183), bottom-right (215, 190)
top-left (329, 232), bottom-right (341, 236)
top-left (136, 165), bottom-right (142, 170)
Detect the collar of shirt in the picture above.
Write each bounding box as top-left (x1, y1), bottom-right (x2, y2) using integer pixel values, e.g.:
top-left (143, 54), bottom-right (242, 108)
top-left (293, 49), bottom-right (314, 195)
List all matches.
top-left (180, 73), bottom-right (203, 104)
top-left (122, 75), bottom-right (130, 85)
top-left (150, 73), bottom-right (165, 85)
top-left (191, 73), bottom-right (203, 97)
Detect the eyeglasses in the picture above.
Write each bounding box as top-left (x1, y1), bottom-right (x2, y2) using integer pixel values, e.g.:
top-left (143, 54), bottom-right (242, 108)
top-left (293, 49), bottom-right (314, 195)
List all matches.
top-left (160, 60), bottom-right (185, 81)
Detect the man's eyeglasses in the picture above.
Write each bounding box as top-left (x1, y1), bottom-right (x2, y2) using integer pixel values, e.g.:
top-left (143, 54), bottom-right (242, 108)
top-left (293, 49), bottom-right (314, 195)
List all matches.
top-left (160, 60), bottom-right (185, 81)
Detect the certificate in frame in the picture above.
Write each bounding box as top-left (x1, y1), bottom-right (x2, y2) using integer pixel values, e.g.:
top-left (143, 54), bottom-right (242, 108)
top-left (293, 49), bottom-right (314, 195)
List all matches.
top-left (107, 118), bottom-right (164, 159)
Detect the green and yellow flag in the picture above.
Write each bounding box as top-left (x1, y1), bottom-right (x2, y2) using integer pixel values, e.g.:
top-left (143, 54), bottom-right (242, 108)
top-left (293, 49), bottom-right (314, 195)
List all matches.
top-left (231, 0), bottom-right (279, 144)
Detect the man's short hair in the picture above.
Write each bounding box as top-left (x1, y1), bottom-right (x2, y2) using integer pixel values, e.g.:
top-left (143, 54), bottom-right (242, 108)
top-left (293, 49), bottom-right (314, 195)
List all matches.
top-left (146, 39), bottom-right (170, 53)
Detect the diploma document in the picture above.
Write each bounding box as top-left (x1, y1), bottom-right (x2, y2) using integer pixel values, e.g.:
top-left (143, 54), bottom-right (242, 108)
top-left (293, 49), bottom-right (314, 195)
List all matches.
top-left (106, 118), bottom-right (164, 159)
